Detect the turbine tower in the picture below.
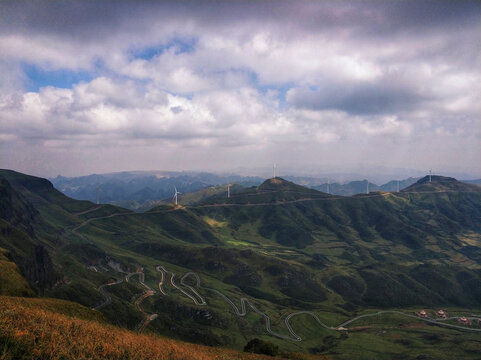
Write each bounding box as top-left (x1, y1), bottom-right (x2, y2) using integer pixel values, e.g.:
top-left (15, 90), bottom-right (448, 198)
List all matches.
top-left (173, 187), bottom-right (181, 205)
top-left (227, 184), bottom-right (231, 198)
top-left (327, 178), bottom-right (330, 194)
top-left (96, 185), bottom-right (100, 205)
top-left (397, 180), bottom-right (400, 192)
top-left (366, 179), bottom-right (369, 194)
top-left (429, 169), bottom-right (432, 182)
top-left (273, 164), bottom-right (277, 178)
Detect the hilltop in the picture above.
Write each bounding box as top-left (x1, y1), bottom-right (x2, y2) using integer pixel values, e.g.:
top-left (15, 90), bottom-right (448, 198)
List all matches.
top-left (403, 175), bottom-right (481, 193)
top-left (194, 177), bottom-right (332, 206)
top-left (257, 177), bottom-right (319, 193)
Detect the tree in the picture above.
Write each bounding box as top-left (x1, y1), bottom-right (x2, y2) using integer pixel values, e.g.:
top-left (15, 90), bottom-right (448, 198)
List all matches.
top-left (243, 338), bottom-right (279, 356)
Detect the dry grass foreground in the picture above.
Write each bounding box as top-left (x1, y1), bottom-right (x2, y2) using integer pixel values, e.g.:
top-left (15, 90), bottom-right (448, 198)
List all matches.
top-left (0, 249), bottom-right (35, 297)
top-left (0, 296), bottom-right (329, 360)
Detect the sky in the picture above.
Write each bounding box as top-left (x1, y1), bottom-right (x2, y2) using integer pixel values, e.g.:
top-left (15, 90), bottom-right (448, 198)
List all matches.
top-left (0, 0), bottom-right (480, 178)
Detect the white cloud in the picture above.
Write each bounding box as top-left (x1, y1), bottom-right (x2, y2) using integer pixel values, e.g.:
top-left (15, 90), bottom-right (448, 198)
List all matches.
top-left (0, 1), bottom-right (479, 176)
top-left (359, 116), bottom-right (413, 136)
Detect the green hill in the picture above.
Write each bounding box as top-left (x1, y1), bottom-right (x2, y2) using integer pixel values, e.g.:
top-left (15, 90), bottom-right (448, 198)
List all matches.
top-left (178, 183), bottom-right (245, 205)
top-left (195, 177), bottom-right (333, 206)
top-left (403, 175), bottom-right (481, 192)
top-left (1, 169), bottom-right (480, 359)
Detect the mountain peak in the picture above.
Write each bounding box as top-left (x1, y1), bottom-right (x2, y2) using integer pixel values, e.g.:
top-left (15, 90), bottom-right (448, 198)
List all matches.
top-left (416, 175), bottom-right (457, 184)
top-left (262, 176), bottom-right (288, 185)
top-left (258, 177), bottom-right (305, 191)
top-left (403, 175), bottom-right (480, 192)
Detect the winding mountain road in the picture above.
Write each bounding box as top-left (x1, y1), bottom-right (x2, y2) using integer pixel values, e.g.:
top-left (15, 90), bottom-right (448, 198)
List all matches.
top-left (155, 266), bottom-right (206, 305)
top-left (94, 264), bottom-right (481, 338)
top-left (153, 265), bottom-right (481, 341)
top-left (93, 268), bottom-right (157, 333)
top-left (93, 277), bottom-right (124, 310)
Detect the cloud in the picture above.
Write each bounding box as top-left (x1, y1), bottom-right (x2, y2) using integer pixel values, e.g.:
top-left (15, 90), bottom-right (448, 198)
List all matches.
top-left (359, 116), bottom-right (413, 136)
top-left (0, 0), bottom-right (479, 177)
top-left (0, 77), bottom-right (293, 147)
top-left (286, 79), bottom-right (422, 115)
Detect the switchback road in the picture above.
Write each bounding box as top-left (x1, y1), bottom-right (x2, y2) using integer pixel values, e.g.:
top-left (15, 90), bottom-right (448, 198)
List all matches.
top-left (153, 265), bottom-right (481, 341)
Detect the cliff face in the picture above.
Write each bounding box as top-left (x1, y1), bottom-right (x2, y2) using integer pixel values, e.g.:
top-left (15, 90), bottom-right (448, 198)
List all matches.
top-left (0, 175), bottom-right (60, 295)
top-left (20, 245), bottom-right (60, 295)
top-left (0, 176), bottom-right (38, 233)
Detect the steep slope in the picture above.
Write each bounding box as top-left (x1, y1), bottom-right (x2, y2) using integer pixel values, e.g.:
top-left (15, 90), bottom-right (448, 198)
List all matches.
top-left (0, 248), bottom-right (35, 296)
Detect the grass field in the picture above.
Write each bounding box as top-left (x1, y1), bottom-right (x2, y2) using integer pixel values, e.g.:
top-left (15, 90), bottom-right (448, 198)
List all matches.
top-left (0, 296), bottom-right (329, 360)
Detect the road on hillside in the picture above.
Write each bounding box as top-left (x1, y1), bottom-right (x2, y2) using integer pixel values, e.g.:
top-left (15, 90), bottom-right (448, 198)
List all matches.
top-left (153, 265), bottom-right (481, 341)
top-left (156, 266), bottom-right (206, 305)
top-left (126, 269), bottom-right (159, 332)
top-left (71, 189), bottom-right (479, 234)
top-left (93, 268), bottom-right (158, 333)
top-left (93, 277), bottom-right (124, 310)
top-left (93, 264), bottom-right (481, 339)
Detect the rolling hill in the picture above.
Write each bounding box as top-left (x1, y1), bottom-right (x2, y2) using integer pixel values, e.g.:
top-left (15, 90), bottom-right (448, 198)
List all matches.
top-left (1, 169), bottom-right (480, 359)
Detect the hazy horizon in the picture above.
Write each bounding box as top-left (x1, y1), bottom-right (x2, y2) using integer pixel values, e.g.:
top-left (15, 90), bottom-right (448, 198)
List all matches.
top-left (1, 1), bottom-right (479, 178)
top-left (3, 165), bottom-right (478, 187)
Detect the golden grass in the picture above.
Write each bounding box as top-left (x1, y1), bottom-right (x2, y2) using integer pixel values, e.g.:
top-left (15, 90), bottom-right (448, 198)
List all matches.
top-left (0, 249), bottom-right (35, 297)
top-left (203, 216), bottom-right (227, 228)
top-left (0, 296), bottom-right (329, 360)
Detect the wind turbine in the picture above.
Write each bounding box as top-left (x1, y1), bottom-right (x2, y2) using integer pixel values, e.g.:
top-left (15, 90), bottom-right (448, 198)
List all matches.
top-left (366, 180), bottom-right (369, 194)
top-left (429, 169), bottom-right (432, 182)
top-left (396, 180), bottom-right (400, 192)
top-left (227, 184), bottom-right (231, 198)
top-left (327, 178), bottom-right (330, 194)
top-left (273, 164), bottom-right (277, 178)
top-left (173, 187), bottom-right (181, 205)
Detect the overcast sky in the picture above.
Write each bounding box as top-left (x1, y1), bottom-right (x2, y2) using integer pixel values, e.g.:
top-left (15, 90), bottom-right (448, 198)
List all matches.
top-left (0, 0), bottom-right (479, 178)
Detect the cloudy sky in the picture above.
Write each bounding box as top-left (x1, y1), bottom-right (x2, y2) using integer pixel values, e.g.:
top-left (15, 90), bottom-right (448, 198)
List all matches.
top-left (0, 0), bottom-right (479, 178)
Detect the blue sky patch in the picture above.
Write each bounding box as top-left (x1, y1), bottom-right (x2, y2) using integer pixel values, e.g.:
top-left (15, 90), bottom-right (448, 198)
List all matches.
top-left (130, 37), bottom-right (198, 60)
top-left (23, 63), bottom-right (94, 92)
top-left (251, 71), bottom-right (294, 110)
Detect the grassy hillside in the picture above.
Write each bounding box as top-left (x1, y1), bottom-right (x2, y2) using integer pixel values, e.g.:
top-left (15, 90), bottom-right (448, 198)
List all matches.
top-left (178, 183), bottom-right (245, 205)
top-left (0, 248), bottom-right (35, 297)
top-left (403, 175), bottom-right (481, 192)
top-left (0, 296), bottom-right (327, 360)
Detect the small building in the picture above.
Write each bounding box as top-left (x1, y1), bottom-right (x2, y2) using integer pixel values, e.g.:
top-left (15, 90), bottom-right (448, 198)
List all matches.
top-left (458, 317), bottom-right (472, 325)
top-left (435, 310), bottom-right (447, 318)
top-left (417, 310), bottom-right (428, 318)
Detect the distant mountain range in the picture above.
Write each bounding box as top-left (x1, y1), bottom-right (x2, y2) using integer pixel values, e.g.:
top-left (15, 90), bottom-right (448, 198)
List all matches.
top-left (50, 171), bottom-right (263, 210)
top-left (50, 171), bottom-right (480, 211)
